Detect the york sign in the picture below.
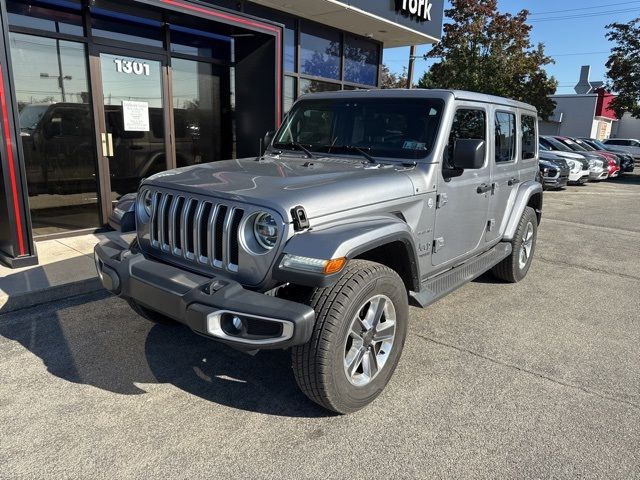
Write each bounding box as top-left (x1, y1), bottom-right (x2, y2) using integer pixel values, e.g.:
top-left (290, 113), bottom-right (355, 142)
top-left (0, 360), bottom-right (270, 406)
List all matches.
top-left (399, 0), bottom-right (433, 21)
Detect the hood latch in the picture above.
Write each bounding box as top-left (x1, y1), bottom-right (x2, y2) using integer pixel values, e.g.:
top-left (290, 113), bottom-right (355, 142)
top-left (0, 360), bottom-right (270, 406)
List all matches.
top-left (291, 205), bottom-right (310, 231)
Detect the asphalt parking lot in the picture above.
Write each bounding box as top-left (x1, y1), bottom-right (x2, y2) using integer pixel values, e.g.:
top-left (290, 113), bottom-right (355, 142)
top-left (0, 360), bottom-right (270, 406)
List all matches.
top-left (1, 173), bottom-right (639, 479)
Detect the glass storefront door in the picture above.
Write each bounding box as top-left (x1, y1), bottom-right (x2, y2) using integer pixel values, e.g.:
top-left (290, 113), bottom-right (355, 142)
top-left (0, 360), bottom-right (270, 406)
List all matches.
top-left (171, 58), bottom-right (225, 167)
top-left (97, 51), bottom-right (168, 201)
top-left (9, 32), bottom-right (100, 236)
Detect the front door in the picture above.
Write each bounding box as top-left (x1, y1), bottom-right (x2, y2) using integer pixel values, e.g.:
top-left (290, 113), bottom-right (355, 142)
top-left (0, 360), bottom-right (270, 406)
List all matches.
top-left (432, 105), bottom-right (491, 267)
top-left (95, 50), bottom-right (170, 205)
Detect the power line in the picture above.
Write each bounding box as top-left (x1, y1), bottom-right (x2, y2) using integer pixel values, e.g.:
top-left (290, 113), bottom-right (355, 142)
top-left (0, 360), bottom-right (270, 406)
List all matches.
top-left (530, 8), bottom-right (639, 22)
top-left (529, 1), bottom-right (640, 16)
top-left (548, 51), bottom-right (610, 57)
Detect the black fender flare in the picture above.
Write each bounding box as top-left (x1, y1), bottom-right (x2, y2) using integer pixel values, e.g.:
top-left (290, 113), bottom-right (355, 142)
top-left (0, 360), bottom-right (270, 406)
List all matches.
top-left (275, 215), bottom-right (420, 290)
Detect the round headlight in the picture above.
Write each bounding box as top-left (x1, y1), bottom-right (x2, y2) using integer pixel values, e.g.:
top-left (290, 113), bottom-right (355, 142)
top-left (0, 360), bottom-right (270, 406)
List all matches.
top-left (253, 212), bottom-right (278, 250)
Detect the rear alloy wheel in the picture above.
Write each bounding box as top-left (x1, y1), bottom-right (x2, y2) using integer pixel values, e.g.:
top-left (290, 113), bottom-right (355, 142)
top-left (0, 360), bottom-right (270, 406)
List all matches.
top-left (492, 206), bottom-right (538, 283)
top-left (291, 260), bottom-right (408, 414)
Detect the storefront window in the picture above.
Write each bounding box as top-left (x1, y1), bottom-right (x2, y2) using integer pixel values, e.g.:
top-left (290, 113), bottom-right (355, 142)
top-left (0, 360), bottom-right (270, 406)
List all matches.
top-left (299, 78), bottom-right (340, 95)
top-left (171, 58), bottom-right (223, 167)
top-left (300, 23), bottom-right (340, 80)
top-left (91, 7), bottom-right (164, 48)
top-left (284, 22), bottom-right (296, 72)
top-left (9, 33), bottom-right (99, 235)
top-left (344, 36), bottom-right (379, 86)
top-left (6, 0), bottom-right (84, 36)
top-left (170, 25), bottom-right (232, 61)
top-left (284, 75), bottom-right (296, 114)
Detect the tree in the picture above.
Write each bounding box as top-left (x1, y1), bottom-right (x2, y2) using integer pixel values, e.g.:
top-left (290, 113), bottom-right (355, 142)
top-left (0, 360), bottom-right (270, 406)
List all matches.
top-left (416, 0), bottom-right (558, 119)
top-left (605, 17), bottom-right (640, 119)
top-left (380, 64), bottom-right (408, 89)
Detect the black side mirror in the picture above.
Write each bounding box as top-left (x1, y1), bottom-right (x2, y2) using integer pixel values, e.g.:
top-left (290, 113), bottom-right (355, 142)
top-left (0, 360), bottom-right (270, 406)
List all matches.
top-left (452, 139), bottom-right (486, 170)
top-left (261, 130), bottom-right (274, 155)
top-left (44, 118), bottom-right (63, 138)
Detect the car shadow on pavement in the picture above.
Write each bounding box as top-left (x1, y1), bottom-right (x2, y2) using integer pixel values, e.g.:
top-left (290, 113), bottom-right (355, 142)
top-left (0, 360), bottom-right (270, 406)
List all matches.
top-left (143, 320), bottom-right (333, 418)
top-left (609, 174), bottom-right (640, 185)
top-left (0, 292), bottom-right (332, 418)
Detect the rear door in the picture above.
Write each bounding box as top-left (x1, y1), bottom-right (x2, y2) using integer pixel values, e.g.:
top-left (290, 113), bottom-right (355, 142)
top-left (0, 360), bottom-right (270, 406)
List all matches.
top-left (432, 104), bottom-right (491, 267)
top-left (485, 110), bottom-right (519, 243)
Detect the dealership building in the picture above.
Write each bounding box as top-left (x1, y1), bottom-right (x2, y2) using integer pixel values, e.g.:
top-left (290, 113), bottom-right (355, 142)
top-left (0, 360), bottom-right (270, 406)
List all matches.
top-left (0, 0), bottom-right (443, 267)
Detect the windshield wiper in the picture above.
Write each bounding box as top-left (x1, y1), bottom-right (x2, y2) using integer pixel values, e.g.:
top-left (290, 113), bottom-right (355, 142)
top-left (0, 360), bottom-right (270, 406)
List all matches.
top-left (273, 141), bottom-right (315, 159)
top-left (330, 145), bottom-right (377, 164)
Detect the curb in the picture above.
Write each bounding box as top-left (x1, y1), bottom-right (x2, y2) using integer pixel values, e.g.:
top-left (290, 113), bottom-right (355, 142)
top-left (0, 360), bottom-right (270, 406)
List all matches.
top-left (0, 277), bottom-right (103, 316)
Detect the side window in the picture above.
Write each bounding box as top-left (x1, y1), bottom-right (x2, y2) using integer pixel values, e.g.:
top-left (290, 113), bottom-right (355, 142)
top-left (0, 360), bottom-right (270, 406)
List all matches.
top-left (521, 115), bottom-right (537, 160)
top-left (495, 112), bottom-right (516, 163)
top-left (445, 108), bottom-right (486, 169)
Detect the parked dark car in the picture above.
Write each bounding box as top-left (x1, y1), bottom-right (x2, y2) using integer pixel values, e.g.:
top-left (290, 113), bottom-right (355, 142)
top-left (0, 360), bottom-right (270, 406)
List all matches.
top-left (539, 152), bottom-right (570, 190)
top-left (577, 138), bottom-right (635, 173)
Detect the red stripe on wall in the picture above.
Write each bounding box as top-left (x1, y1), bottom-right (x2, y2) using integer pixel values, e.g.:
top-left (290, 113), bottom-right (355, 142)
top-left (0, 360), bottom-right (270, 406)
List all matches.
top-left (160, 0), bottom-right (282, 126)
top-left (0, 64), bottom-right (25, 256)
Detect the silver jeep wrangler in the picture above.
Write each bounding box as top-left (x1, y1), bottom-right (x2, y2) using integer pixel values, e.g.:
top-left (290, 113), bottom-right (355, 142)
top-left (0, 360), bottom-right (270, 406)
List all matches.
top-left (95, 89), bottom-right (542, 413)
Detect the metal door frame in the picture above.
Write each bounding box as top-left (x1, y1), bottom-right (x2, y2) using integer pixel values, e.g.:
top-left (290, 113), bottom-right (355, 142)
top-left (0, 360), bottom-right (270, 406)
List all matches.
top-left (88, 43), bottom-right (172, 222)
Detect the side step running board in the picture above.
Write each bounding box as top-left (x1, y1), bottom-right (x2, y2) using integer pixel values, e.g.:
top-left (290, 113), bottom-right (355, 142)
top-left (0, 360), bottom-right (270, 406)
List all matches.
top-left (410, 243), bottom-right (512, 308)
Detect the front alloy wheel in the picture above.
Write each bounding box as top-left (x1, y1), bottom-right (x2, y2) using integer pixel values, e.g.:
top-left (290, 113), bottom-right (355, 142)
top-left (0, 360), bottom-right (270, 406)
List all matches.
top-left (344, 294), bottom-right (396, 387)
top-left (291, 260), bottom-right (408, 414)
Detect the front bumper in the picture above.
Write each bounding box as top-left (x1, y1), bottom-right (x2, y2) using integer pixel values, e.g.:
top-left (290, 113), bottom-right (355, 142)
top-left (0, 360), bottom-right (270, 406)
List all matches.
top-left (94, 241), bottom-right (315, 349)
top-left (589, 168), bottom-right (608, 181)
top-left (542, 173), bottom-right (569, 189)
top-left (568, 170), bottom-right (590, 184)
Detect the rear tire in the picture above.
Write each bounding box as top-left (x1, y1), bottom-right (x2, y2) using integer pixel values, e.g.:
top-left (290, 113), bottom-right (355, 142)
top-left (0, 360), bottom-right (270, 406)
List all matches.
top-left (291, 260), bottom-right (408, 414)
top-left (492, 206), bottom-right (538, 283)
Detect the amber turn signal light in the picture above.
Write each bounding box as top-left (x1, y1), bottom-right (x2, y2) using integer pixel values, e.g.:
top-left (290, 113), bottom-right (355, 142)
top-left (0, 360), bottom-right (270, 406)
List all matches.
top-left (323, 257), bottom-right (347, 274)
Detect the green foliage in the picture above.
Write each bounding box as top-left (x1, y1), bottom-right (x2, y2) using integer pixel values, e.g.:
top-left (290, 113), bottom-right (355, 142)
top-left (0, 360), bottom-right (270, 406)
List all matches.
top-left (380, 64), bottom-right (408, 89)
top-left (605, 17), bottom-right (640, 119)
top-left (417, 0), bottom-right (558, 119)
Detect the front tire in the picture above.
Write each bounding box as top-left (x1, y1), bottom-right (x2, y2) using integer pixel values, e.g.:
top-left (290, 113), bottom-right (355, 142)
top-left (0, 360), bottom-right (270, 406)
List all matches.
top-left (291, 260), bottom-right (408, 414)
top-left (492, 206), bottom-right (538, 283)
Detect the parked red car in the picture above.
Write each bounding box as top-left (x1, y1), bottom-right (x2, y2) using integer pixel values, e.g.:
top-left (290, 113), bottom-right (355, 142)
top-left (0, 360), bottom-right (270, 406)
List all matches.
top-left (553, 136), bottom-right (620, 178)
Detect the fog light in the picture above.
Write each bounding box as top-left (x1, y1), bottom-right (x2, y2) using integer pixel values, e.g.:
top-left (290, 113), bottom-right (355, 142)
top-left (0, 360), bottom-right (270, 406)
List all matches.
top-left (220, 313), bottom-right (246, 336)
top-left (232, 316), bottom-right (243, 331)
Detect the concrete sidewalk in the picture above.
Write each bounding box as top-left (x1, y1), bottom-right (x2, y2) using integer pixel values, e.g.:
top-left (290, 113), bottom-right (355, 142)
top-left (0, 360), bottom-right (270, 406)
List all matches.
top-left (0, 231), bottom-right (134, 314)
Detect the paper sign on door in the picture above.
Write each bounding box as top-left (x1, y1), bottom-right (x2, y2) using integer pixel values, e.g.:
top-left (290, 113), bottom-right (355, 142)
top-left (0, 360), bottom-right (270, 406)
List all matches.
top-left (122, 100), bottom-right (150, 132)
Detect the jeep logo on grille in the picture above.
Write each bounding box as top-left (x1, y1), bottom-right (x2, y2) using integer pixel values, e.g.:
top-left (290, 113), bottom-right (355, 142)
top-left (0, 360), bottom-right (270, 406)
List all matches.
top-left (397, 0), bottom-right (433, 21)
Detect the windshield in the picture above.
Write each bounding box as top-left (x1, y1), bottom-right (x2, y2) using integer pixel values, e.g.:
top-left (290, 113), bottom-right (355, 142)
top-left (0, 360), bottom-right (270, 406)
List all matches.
top-left (19, 105), bottom-right (50, 130)
top-left (557, 137), bottom-right (587, 152)
top-left (590, 139), bottom-right (608, 149)
top-left (273, 98), bottom-right (444, 160)
top-left (574, 139), bottom-right (596, 151)
top-left (542, 136), bottom-right (572, 152)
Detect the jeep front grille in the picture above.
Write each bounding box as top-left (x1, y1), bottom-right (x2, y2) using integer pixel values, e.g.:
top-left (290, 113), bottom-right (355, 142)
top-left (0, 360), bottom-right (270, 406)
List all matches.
top-left (149, 191), bottom-right (244, 272)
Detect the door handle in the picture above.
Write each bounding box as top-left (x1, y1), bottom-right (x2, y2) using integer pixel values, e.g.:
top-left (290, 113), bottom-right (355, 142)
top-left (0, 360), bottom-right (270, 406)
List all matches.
top-left (101, 133), bottom-right (114, 157)
top-left (477, 183), bottom-right (491, 194)
top-left (508, 178), bottom-right (520, 186)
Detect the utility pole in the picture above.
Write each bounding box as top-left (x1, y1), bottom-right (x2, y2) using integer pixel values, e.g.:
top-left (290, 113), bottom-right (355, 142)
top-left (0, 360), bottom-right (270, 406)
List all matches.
top-left (407, 45), bottom-right (416, 89)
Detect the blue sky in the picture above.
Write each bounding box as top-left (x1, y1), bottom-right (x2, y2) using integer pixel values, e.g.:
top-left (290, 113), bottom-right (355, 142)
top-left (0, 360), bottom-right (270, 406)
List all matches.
top-left (382, 0), bottom-right (639, 93)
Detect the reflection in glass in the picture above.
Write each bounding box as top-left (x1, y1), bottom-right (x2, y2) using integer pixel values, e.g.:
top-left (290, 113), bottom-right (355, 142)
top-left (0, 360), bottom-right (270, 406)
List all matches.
top-left (170, 25), bottom-right (232, 61)
top-left (284, 23), bottom-right (296, 72)
top-left (91, 7), bottom-right (163, 48)
top-left (100, 53), bottom-right (166, 197)
top-left (9, 33), bottom-right (99, 235)
top-left (284, 76), bottom-right (296, 114)
top-left (7, 0), bottom-right (84, 36)
top-left (344, 36), bottom-right (379, 86)
top-left (300, 23), bottom-right (340, 80)
top-left (299, 78), bottom-right (341, 95)
top-left (171, 58), bottom-right (222, 167)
